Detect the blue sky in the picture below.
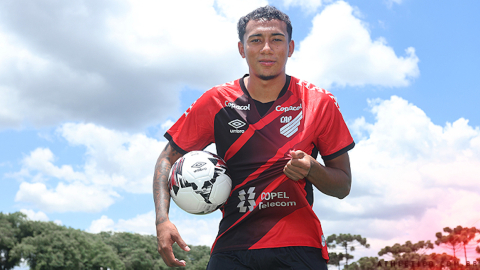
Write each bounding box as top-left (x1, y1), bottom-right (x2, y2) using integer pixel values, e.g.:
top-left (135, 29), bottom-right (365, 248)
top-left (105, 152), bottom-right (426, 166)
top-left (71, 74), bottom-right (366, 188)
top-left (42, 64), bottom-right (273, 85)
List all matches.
top-left (1, 0), bottom-right (480, 265)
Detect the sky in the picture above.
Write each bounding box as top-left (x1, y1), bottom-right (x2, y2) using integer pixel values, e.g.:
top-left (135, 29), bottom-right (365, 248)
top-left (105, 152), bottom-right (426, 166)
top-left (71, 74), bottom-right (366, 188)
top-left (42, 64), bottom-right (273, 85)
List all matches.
top-left (1, 0), bottom-right (480, 265)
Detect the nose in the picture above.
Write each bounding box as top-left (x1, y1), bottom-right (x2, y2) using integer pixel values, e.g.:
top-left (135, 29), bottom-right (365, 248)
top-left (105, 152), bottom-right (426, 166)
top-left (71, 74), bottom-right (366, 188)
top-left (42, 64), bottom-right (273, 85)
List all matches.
top-left (260, 41), bottom-right (273, 54)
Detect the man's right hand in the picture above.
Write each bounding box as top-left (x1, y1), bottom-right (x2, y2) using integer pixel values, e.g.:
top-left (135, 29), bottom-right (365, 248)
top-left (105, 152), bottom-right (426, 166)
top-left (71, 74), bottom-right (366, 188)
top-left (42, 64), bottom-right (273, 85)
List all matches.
top-left (156, 220), bottom-right (190, 267)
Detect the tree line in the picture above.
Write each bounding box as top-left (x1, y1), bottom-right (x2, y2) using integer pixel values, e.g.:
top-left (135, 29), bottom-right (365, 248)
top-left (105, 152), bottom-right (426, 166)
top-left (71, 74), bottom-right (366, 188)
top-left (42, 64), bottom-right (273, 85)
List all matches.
top-left (2, 211), bottom-right (479, 269)
top-left (0, 212), bottom-right (208, 270)
top-left (328, 226), bottom-right (480, 270)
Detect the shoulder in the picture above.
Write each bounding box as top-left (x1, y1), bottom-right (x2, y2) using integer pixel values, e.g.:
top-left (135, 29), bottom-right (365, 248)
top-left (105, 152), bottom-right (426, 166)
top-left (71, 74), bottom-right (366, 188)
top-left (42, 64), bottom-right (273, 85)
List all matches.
top-left (187, 78), bottom-right (244, 113)
top-left (289, 76), bottom-right (340, 110)
top-left (199, 78), bottom-right (244, 100)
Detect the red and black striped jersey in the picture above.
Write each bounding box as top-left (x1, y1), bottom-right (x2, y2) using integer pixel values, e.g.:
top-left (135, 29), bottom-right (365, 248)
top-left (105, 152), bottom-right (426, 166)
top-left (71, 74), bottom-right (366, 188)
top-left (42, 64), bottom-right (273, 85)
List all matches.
top-left (165, 75), bottom-right (355, 260)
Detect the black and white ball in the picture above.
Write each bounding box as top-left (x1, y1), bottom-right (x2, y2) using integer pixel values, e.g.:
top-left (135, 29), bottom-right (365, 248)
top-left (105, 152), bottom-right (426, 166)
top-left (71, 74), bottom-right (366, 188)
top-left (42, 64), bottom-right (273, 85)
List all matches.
top-left (168, 151), bottom-right (232, 215)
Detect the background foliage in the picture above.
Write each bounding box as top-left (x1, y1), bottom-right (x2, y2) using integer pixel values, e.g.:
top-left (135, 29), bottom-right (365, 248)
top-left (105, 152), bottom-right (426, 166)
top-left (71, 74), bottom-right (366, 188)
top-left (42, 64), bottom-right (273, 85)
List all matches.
top-left (1, 212), bottom-right (479, 269)
top-left (0, 212), bottom-right (209, 270)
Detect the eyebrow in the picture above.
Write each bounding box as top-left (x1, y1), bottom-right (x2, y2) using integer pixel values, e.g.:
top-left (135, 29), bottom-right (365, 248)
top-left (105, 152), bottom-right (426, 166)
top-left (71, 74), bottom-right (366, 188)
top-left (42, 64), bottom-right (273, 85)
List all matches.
top-left (247, 32), bottom-right (286, 39)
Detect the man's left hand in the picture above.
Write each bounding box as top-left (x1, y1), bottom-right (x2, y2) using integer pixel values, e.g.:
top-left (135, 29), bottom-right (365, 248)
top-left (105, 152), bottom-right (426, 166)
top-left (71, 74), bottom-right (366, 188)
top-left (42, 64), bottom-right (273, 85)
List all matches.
top-left (283, 150), bottom-right (312, 181)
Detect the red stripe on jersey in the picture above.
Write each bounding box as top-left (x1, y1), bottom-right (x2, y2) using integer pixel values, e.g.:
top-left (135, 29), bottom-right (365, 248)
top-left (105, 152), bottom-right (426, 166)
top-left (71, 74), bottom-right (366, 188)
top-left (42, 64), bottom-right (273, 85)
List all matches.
top-left (211, 174), bottom-right (289, 252)
top-left (223, 95), bottom-right (298, 162)
top-left (230, 112), bottom-right (317, 194)
top-left (249, 205), bottom-right (324, 250)
top-left (231, 137), bottom-right (293, 194)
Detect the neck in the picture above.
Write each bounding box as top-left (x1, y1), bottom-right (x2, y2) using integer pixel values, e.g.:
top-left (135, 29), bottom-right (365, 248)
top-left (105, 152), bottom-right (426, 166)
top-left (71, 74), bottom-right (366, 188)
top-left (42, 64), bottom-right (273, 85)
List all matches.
top-left (244, 73), bottom-right (287, 103)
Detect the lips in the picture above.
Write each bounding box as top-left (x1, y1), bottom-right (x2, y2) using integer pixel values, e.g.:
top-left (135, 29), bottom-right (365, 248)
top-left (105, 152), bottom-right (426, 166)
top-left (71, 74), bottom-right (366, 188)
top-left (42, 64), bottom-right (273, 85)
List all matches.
top-left (259, 59), bottom-right (276, 66)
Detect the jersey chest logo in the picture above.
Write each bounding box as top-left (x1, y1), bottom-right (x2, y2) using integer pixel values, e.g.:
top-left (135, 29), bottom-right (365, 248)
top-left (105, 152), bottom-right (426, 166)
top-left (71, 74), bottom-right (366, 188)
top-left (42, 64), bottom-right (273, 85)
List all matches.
top-left (228, 119), bottom-right (246, 133)
top-left (280, 110), bottom-right (303, 138)
top-left (237, 187), bottom-right (256, 213)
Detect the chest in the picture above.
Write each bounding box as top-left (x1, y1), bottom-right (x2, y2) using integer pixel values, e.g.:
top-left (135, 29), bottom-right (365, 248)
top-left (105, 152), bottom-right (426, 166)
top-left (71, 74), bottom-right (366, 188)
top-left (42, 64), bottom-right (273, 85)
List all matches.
top-left (213, 93), bottom-right (315, 161)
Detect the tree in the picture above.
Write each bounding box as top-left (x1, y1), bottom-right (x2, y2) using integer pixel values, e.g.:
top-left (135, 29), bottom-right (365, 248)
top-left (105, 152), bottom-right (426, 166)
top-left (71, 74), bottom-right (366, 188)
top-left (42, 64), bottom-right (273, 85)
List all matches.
top-left (0, 212), bottom-right (214, 270)
top-left (378, 240), bottom-right (434, 261)
top-left (99, 231), bottom-right (210, 270)
top-left (0, 212), bottom-right (30, 270)
top-left (10, 227), bottom-right (123, 270)
top-left (456, 226), bottom-right (480, 263)
top-left (327, 234), bottom-right (370, 268)
top-left (426, 252), bottom-right (460, 269)
top-left (328, 252), bottom-right (346, 270)
top-left (99, 232), bottom-right (164, 270)
top-left (476, 246), bottom-right (480, 265)
top-left (343, 256), bottom-right (380, 270)
top-left (435, 226), bottom-right (480, 261)
top-left (376, 240), bottom-right (435, 270)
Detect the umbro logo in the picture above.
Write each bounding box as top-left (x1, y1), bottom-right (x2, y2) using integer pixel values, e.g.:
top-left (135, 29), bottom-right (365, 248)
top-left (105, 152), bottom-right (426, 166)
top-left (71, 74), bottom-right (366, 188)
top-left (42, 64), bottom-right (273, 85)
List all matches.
top-left (191, 162), bottom-right (206, 168)
top-left (228, 119), bottom-right (246, 129)
top-left (191, 161), bottom-right (207, 173)
top-left (228, 119), bottom-right (246, 133)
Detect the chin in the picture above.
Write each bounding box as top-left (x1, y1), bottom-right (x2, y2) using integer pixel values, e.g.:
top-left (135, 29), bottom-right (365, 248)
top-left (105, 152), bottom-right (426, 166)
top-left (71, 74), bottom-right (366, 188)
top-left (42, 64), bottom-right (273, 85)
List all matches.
top-left (258, 74), bottom-right (279, 81)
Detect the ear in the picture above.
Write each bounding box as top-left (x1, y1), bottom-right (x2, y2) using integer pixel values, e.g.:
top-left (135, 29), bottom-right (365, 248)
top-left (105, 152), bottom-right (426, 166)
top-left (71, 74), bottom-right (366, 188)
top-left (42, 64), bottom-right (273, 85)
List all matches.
top-left (238, 41), bottom-right (246, 58)
top-left (288, 39), bottom-right (295, 57)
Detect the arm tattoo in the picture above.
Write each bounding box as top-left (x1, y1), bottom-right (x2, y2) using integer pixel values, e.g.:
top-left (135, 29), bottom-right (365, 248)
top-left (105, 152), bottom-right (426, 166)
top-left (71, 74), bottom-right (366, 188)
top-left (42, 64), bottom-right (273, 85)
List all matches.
top-left (153, 143), bottom-right (182, 225)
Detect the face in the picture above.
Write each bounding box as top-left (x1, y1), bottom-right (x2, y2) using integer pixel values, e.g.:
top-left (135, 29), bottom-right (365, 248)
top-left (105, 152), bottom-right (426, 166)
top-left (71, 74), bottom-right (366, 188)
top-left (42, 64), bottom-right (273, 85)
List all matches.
top-left (238, 19), bottom-right (294, 81)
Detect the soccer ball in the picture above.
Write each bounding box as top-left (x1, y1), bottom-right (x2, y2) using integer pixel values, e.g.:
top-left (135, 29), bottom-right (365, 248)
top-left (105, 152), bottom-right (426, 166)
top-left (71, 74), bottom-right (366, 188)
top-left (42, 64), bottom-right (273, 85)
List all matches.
top-left (168, 151), bottom-right (232, 215)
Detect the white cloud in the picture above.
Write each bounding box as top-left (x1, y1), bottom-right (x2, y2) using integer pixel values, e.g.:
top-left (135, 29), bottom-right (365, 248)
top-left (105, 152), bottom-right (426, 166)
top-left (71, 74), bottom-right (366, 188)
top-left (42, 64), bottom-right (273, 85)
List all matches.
top-left (280, 0), bottom-right (328, 12)
top-left (0, 0), bottom-right (246, 131)
top-left (315, 95), bottom-right (480, 258)
top-left (87, 213), bottom-right (156, 235)
top-left (58, 123), bottom-right (167, 193)
top-left (88, 209), bottom-right (221, 246)
top-left (161, 120), bottom-right (175, 131)
top-left (20, 209), bottom-right (49, 222)
top-left (88, 215), bottom-right (116, 233)
top-left (15, 182), bottom-right (119, 213)
top-left (20, 148), bottom-right (86, 183)
top-left (172, 216), bottom-right (222, 246)
top-left (215, 0), bottom-right (269, 22)
top-left (13, 122), bottom-right (167, 212)
top-left (0, 0), bottom-right (419, 131)
top-left (91, 211), bottom-right (158, 236)
top-left (289, 1), bottom-right (419, 88)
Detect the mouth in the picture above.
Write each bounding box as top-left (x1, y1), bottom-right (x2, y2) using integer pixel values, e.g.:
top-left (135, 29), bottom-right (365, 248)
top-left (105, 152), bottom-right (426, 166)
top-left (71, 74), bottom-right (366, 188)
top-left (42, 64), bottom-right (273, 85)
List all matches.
top-left (259, 59), bottom-right (276, 66)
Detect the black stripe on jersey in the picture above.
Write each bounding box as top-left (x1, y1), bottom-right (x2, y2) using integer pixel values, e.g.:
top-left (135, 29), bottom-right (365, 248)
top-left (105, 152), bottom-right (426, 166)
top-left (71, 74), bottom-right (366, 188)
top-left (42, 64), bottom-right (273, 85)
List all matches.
top-left (304, 146), bottom-right (319, 206)
top-left (321, 141), bottom-right (355, 161)
top-left (164, 132), bottom-right (188, 155)
top-left (213, 178), bottom-right (310, 253)
top-left (213, 94), bottom-right (251, 160)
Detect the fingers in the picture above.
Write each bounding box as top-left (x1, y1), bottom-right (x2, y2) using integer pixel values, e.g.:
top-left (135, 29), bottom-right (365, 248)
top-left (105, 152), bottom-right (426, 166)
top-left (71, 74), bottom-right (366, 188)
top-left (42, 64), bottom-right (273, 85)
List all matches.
top-left (173, 234), bottom-right (191, 252)
top-left (290, 150), bottom-right (305, 159)
top-left (158, 243), bottom-right (185, 267)
top-left (283, 165), bottom-right (305, 181)
top-left (156, 221), bottom-right (190, 267)
top-left (284, 150), bottom-right (311, 180)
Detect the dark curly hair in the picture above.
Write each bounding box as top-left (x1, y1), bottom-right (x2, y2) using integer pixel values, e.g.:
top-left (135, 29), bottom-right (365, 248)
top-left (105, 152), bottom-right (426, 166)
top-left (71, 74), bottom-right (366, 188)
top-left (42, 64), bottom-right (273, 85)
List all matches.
top-left (237, 5), bottom-right (293, 43)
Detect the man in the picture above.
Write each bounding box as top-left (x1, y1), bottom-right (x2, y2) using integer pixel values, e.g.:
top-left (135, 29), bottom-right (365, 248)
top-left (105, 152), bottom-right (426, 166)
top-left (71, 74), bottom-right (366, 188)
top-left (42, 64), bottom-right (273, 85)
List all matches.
top-left (153, 5), bottom-right (354, 269)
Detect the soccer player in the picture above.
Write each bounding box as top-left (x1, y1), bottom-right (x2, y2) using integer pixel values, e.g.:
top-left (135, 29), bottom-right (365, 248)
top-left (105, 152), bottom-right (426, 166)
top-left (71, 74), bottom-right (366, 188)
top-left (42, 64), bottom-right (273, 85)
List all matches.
top-left (153, 5), bottom-right (355, 269)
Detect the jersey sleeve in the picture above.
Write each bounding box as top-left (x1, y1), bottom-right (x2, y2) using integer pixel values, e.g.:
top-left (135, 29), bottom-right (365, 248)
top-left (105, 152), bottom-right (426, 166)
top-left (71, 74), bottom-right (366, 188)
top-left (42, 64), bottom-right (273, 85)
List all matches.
top-left (164, 90), bottom-right (217, 154)
top-left (315, 93), bottom-right (355, 160)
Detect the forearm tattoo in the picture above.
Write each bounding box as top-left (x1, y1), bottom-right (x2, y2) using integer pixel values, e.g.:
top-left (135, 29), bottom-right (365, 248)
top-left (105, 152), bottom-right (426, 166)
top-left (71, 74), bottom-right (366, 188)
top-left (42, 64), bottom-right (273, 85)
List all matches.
top-left (153, 144), bottom-right (181, 225)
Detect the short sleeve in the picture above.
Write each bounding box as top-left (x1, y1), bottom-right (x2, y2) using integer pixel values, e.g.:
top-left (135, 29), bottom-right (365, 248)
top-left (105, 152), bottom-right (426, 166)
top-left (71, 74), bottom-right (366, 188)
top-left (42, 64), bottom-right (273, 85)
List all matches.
top-left (315, 94), bottom-right (355, 160)
top-left (165, 90), bottom-right (217, 154)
